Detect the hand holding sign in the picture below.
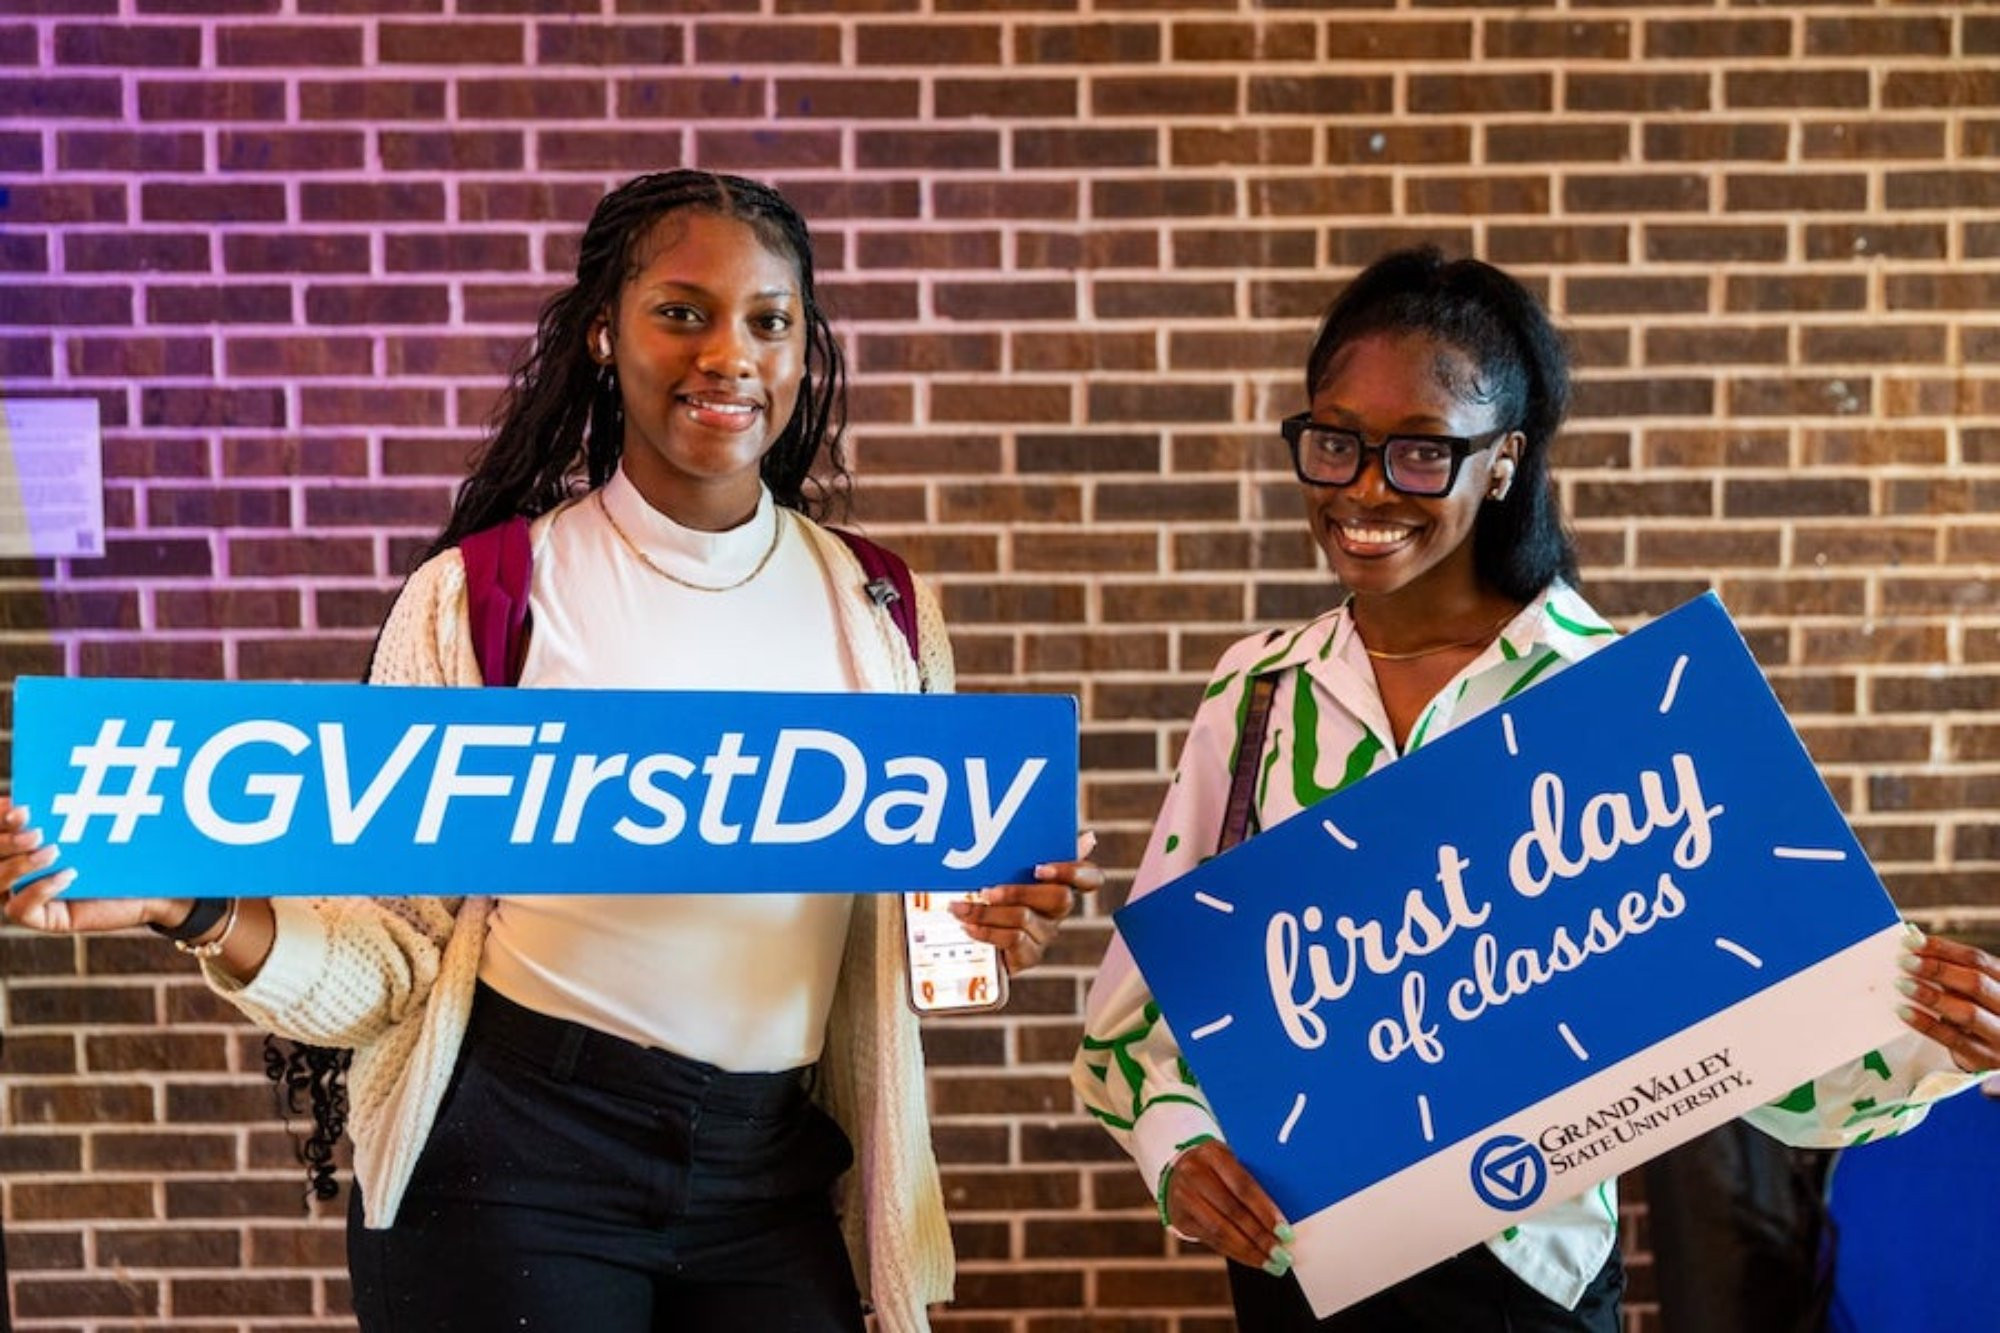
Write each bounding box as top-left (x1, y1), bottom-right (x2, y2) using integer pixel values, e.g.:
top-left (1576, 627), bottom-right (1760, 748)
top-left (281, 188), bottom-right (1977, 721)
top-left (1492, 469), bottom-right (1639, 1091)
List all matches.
top-left (1164, 1140), bottom-right (1295, 1277)
top-left (951, 830), bottom-right (1105, 974)
top-left (0, 799), bottom-right (121, 930)
top-left (1900, 934), bottom-right (2000, 1075)
top-left (0, 796), bottom-right (281, 978)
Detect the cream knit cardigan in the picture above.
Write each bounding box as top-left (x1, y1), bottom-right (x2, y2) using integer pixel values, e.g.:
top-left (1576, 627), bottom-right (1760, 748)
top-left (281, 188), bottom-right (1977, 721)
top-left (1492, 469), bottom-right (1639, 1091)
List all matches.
top-left (207, 506), bottom-right (957, 1332)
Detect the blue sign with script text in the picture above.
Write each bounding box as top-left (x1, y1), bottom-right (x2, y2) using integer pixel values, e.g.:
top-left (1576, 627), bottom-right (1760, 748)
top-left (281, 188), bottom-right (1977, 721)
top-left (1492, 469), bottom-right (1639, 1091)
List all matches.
top-left (1113, 594), bottom-right (1900, 1225)
top-left (13, 677), bottom-right (1078, 899)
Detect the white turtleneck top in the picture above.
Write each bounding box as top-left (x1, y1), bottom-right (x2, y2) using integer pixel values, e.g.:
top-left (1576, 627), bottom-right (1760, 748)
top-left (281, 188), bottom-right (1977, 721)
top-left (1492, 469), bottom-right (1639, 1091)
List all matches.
top-left (478, 465), bottom-right (858, 1071)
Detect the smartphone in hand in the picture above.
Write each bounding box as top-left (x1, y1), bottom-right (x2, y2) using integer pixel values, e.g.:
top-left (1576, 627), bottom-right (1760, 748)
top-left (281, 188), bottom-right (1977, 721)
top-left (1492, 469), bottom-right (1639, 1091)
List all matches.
top-left (902, 890), bottom-right (1008, 1015)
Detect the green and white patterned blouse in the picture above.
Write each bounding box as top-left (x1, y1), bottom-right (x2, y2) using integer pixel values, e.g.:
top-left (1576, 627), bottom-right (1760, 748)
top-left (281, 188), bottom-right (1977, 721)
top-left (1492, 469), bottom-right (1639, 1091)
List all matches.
top-left (1074, 582), bottom-right (1979, 1310)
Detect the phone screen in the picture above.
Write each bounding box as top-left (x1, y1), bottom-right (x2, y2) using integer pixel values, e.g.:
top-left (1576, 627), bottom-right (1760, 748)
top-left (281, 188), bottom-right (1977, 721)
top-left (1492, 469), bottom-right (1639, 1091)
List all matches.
top-left (903, 891), bottom-right (1008, 1014)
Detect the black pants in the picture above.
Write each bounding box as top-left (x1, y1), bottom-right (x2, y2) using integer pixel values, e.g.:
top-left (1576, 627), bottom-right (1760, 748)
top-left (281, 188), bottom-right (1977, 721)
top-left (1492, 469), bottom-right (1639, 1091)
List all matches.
top-left (1228, 1241), bottom-right (1624, 1333)
top-left (348, 984), bottom-right (864, 1333)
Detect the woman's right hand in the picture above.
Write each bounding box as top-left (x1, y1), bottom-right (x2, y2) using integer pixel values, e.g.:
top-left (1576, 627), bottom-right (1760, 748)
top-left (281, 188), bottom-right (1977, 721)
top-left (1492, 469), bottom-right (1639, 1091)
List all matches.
top-left (1165, 1139), bottom-right (1296, 1276)
top-left (0, 799), bottom-right (186, 937)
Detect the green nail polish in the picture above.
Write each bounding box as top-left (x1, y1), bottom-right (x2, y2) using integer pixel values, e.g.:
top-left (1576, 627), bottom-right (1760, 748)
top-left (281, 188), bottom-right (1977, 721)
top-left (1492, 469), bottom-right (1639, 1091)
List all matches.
top-left (1276, 1223), bottom-right (1296, 1244)
top-left (1262, 1249), bottom-right (1294, 1277)
top-left (1898, 953), bottom-right (1922, 973)
top-left (1897, 1004), bottom-right (1917, 1022)
top-left (1895, 978), bottom-right (1919, 998)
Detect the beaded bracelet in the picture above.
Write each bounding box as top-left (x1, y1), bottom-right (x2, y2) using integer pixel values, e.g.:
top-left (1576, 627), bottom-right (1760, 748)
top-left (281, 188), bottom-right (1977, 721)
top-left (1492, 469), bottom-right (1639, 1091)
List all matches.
top-left (173, 898), bottom-right (240, 959)
top-left (148, 896), bottom-right (238, 957)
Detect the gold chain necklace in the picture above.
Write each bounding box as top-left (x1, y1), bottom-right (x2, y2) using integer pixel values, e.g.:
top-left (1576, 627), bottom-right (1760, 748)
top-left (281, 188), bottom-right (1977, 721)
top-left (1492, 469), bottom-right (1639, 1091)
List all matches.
top-left (594, 488), bottom-right (784, 594)
top-left (1359, 610), bottom-right (1515, 662)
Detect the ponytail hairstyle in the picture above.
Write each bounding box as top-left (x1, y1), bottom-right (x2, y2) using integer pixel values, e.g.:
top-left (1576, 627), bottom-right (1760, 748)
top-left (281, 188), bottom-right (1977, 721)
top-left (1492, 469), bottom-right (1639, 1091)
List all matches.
top-left (267, 172), bottom-right (852, 1205)
top-left (426, 168), bottom-right (850, 559)
top-left (1303, 246), bottom-right (1578, 603)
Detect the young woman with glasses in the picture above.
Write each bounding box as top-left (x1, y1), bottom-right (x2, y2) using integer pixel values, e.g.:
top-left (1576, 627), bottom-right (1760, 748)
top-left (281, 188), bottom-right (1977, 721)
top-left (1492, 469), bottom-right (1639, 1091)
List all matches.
top-left (1074, 246), bottom-right (2000, 1332)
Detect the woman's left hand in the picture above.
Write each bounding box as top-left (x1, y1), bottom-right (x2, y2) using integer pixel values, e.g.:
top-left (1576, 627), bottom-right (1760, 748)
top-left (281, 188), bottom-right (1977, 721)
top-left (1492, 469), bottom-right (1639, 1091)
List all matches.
top-left (951, 833), bottom-right (1104, 975)
top-left (1899, 932), bottom-right (2000, 1074)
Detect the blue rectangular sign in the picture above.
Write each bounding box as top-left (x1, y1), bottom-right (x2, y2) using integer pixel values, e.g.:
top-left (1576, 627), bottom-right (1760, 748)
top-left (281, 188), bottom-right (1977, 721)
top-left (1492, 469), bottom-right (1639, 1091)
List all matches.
top-left (14, 677), bottom-right (1079, 899)
top-left (1114, 594), bottom-right (1901, 1227)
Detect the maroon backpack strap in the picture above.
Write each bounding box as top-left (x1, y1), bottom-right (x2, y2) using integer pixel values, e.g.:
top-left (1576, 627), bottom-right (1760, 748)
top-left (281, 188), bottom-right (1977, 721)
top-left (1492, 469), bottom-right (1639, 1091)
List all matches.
top-left (831, 528), bottom-right (921, 672)
top-left (459, 515), bottom-right (533, 687)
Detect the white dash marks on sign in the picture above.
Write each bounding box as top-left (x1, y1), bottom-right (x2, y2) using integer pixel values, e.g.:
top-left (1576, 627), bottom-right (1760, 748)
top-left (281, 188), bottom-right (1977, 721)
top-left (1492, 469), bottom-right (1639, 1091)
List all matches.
top-left (1772, 846), bottom-right (1847, 863)
top-left (1278, 1092), bottom-right (1308, 1146)
top-left (1191, 1014), bottom-right (1235, 1041)
top-left (1557, 1022), bottom-right (1590, 1063)
top-left (1714, 937), bottom-right (1764, 969)
top-left (1417, 1093), bottom-right (1435, 1144)
top-left (1320, 819), bottom-right (1357, 850)
top-left (1502, 712), bottom-right (1519, 757)
top-left (1194, 892), bottom-right (1236, 914)
top-left (1659, 654), bottom-right (1689, 714)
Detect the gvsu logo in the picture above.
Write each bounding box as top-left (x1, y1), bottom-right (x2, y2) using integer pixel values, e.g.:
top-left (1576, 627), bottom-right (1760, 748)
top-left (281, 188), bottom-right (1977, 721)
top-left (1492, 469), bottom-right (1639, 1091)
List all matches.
top-left (1469, 1134), bottom-right (1547, 1212)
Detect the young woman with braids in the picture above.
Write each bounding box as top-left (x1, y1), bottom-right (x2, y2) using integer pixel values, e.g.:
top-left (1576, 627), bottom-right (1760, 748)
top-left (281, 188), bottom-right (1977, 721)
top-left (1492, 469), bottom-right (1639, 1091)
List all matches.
top-left (3, 169), bottom-right (1101, 1332)
top-left (1072, 247), bottom-right (2000, 1332)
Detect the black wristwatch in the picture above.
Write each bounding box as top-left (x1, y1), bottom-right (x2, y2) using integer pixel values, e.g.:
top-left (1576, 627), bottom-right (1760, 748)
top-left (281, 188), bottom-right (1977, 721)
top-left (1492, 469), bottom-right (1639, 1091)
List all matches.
top-left (149, 897), bottom-right (232, 944)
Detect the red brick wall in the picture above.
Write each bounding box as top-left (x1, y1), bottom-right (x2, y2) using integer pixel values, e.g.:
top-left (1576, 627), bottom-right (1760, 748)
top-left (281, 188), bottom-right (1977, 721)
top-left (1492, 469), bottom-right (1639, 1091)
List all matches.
top-left (4, 2), bottom-right (1997, 1328)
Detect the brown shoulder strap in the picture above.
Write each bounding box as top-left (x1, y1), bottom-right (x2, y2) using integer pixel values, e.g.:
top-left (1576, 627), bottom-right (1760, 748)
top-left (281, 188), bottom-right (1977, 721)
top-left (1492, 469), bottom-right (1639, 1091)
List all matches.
top-left (1217, 673), bottom-right (1278, 855)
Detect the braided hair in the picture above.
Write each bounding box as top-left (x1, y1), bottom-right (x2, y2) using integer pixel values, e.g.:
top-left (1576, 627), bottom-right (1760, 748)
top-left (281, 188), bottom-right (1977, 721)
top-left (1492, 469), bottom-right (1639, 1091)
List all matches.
top-left (266, 171), bottom-right (852, 1203)
top-left (1303, 245), bottom-right (1579, 603)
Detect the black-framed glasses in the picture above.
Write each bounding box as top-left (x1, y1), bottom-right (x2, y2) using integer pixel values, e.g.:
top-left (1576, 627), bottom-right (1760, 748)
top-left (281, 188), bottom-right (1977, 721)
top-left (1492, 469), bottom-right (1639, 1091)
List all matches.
top-left (1280, 414), bottom-right (1514, 498)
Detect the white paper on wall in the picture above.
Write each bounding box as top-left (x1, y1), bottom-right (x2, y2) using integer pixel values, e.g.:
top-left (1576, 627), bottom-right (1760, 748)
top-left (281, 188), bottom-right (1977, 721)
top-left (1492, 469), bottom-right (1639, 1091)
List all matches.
top-left (0, 397), bottom-right (105, 559)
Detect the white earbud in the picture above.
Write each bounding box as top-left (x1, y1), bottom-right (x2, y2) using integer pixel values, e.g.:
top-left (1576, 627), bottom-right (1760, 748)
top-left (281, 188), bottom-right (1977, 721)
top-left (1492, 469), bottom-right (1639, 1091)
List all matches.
top-left (594, 329), bottom-right (612, 361)
top-left (1488, 458), bottom-right (1516, 500)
